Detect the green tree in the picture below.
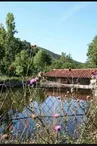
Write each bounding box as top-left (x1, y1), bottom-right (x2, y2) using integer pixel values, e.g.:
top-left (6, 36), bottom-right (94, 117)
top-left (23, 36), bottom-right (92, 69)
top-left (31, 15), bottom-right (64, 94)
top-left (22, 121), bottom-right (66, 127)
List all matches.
top-left (51, 52), bottom-right (83, 69)
top-left (51, 60), bottom-right (62, 69)
top-left (11, 50), bottom-right (34, 76)
top-left (60, 52), bottom-right (75, 69)
top-left (1, 12), bottom-right (18, 73)
top-left (60, 52), bottom-right (66, 62)
top-left (0, 23), bottom-right (7, 73)
top-left (0, 25), bottom-right (5, 59)
top-left (0, 12), bottom-right (38, 75)
top-left (6, 12), bottom-right (17, 39)
top-left (82, 60), bottom-right (96, 68)
top-left (87, 36), bottom-right (97, 67)
top-left (33, 49), bottom-right (52, 72)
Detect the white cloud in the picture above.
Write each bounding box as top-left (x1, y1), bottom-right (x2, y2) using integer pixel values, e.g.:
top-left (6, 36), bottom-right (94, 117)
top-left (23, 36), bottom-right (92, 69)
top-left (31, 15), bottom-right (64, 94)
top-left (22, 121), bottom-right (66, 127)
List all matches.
top-left (61, 2), bottom-right (93, 23)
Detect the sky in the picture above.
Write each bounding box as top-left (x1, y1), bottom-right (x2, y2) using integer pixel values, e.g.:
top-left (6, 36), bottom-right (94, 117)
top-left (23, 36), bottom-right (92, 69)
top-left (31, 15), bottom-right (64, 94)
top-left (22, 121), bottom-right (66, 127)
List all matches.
top-left (0, 1), bottom-right (97, 63)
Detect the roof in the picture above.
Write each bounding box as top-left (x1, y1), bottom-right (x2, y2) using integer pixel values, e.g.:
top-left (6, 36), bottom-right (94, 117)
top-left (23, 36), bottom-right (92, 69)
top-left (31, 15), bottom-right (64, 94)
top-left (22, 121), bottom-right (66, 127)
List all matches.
top-left (43, 69), bottom-right (97, 78)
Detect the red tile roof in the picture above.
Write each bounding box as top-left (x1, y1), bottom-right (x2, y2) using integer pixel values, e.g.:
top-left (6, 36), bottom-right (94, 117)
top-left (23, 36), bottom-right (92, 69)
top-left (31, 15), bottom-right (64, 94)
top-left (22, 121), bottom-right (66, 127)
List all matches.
top-left (43, 69), bottom-right (97, 78)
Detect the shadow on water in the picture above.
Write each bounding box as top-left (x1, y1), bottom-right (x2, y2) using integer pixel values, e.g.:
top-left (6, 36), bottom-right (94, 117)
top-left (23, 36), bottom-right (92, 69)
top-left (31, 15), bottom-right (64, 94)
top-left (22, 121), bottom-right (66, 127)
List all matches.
top-left (0, 87), bottom-right (46, 136)
top-left (0, 87), bottom-right (88, 142)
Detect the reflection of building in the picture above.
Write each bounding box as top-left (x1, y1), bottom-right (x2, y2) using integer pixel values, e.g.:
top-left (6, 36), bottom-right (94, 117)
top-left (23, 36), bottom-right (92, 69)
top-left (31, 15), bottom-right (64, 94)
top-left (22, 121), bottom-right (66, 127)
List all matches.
top-left (43, 69), bottom-right (97, 85)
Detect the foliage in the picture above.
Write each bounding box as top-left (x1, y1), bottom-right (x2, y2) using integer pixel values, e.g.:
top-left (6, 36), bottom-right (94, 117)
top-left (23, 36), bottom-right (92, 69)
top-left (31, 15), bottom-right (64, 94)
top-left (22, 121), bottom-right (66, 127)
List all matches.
top-left (1, 11), bottom-right (97, 77)
top-left (87, 36), bottom-right (97, 67)
top-left (37, 46), bottom-right (60, 60)
top-left (6, 12), bottom-right (18, 39)
top-left (33, 49), bottom-right (52, 72)
top-left (11, 50), bottom-right (34, 76)
top-left (50, 52), bottom-right (83, 69)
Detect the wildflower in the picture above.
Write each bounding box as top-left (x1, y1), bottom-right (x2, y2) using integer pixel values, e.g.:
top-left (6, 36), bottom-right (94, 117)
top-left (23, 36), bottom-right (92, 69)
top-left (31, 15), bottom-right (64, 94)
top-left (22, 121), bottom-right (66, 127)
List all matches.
top-left (55, 125), bottom-right (62, 131)
top-left (53, 114), bottom-right (60, 118)
top-left (79, 98), bottom-right (83, 102)
top-left (1, 134), bottom-right (8, 140)
top-left (31, 114), bottom-right (36, 119)
top-left (86, 95), bottom-right (90, 100)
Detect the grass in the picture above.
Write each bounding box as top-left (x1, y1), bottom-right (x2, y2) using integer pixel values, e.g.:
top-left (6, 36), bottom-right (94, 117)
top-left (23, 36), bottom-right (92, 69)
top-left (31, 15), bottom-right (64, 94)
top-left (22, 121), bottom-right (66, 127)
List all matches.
top-left (0, 75), bottom-right (21, 82)
top-left (0, 75), bottom-right (35, 82)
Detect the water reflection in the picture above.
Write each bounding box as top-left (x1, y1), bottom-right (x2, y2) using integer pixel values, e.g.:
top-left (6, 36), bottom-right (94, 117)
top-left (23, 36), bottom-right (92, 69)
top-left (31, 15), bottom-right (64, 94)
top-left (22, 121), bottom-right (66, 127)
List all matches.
top-left (14, 97), bottom-right (87, 138)
top-left (0, 88), bottom-right (88, 140)
top-left (0, 88), bottom-right (45, 113)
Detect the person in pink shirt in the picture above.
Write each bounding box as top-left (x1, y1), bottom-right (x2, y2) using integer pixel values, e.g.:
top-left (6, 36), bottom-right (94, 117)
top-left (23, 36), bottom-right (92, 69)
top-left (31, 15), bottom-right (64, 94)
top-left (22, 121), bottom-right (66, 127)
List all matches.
top-left (29, 77), bottom-right (38, 87)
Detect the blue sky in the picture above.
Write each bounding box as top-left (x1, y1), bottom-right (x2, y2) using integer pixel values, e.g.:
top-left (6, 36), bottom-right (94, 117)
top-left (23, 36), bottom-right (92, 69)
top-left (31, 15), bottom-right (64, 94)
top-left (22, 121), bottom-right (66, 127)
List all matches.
top-left (0, 2), bottom-right (97, 63)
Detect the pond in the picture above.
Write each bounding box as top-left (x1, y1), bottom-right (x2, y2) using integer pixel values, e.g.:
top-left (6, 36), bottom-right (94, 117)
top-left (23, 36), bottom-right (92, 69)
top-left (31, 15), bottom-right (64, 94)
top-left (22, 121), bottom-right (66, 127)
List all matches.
top-left (0, 89), bottom-right (88, 142)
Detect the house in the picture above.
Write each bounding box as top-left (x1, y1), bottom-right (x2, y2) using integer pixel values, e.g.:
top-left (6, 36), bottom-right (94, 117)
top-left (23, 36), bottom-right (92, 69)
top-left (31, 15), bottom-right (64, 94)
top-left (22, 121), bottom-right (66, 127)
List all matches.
top-left (43, 68), bottom-right (97, 85)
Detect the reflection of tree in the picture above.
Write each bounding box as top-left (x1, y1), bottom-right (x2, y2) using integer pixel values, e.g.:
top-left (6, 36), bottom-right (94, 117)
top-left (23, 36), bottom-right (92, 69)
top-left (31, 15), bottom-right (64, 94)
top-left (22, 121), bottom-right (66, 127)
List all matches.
top-left (0, 87), bottom-right (47, 142)
top-left (32, 88), bottom-right (46, 104)
top-left (2, 112), bottom-right (13, 138)
top-left (0, 88), bottom-right (31, 113)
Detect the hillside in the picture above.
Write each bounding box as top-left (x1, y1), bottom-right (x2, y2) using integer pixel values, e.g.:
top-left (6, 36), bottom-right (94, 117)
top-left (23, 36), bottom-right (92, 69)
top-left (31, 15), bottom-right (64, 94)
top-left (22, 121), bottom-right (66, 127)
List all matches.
top-left (37, 46), bottom-right (84, 66)
top-left (37, 46), bottom-right (60, 60)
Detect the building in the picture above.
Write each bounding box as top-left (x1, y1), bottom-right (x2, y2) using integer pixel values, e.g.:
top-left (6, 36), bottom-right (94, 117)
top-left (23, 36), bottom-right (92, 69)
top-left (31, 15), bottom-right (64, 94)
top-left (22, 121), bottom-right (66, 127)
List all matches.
top-left (43, 69), bottom-right (97, 85)
top-left (41, 69), bottom-right (97, 98)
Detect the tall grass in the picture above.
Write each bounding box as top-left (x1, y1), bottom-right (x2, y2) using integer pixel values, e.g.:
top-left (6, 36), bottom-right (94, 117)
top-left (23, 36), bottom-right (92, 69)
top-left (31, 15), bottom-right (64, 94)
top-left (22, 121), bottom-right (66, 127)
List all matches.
top-left (0, 83), bottom-right (97, 144)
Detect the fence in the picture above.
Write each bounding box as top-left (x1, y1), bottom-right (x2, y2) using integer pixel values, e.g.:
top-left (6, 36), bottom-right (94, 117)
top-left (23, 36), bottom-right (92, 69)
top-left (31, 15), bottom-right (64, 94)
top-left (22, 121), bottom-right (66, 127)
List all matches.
top-left (0, 83), bottom-right (97, 144)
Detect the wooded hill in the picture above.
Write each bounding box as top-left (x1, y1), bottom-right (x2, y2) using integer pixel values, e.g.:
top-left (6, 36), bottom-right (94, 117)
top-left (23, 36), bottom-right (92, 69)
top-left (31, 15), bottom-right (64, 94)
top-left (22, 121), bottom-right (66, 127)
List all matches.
top-left (35, 46), bottom-right (83, 64)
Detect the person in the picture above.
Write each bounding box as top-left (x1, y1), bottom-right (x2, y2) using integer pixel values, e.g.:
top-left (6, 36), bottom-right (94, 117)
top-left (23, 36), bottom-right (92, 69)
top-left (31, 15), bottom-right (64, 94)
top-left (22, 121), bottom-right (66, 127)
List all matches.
top-left (29, 77), bottom-right (38, 88)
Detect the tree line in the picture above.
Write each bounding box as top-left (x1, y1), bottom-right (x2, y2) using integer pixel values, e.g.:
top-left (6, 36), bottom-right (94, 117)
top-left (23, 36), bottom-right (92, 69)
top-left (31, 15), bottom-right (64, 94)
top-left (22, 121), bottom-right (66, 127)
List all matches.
top-left (0, 12), bottom-right (96, 77)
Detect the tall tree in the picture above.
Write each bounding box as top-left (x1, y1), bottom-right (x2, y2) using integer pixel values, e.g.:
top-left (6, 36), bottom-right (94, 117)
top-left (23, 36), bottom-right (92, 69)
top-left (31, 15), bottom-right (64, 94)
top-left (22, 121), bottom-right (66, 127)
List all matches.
top-left (0, 23), bottom-right (6, 59)
top-left (2, 12), bottom-right (19, 73)
top-left (0, 23), bottom-right (7, 73)
top-left (33, 49), bottom-right (52, 72)
top-left (6, 12), bottom-right (17, 39)
top-left (11, 50), bottom-right (34, 76)
top-left (87, 36), bottom-right (97, 67)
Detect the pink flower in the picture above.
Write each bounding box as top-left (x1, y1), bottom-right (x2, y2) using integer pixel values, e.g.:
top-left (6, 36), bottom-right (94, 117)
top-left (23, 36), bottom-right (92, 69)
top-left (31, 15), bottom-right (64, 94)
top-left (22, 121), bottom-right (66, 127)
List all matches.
top-left (55, 125), bottom-right (61, 131)
top-left (53, 114), bottom-right (60, 118)
top-left (1, 134), bottom-right (8, 140)
top-left (86, 95), bottom-right (90, 100)
top-left (80, 99), bottom-right (84, 102)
